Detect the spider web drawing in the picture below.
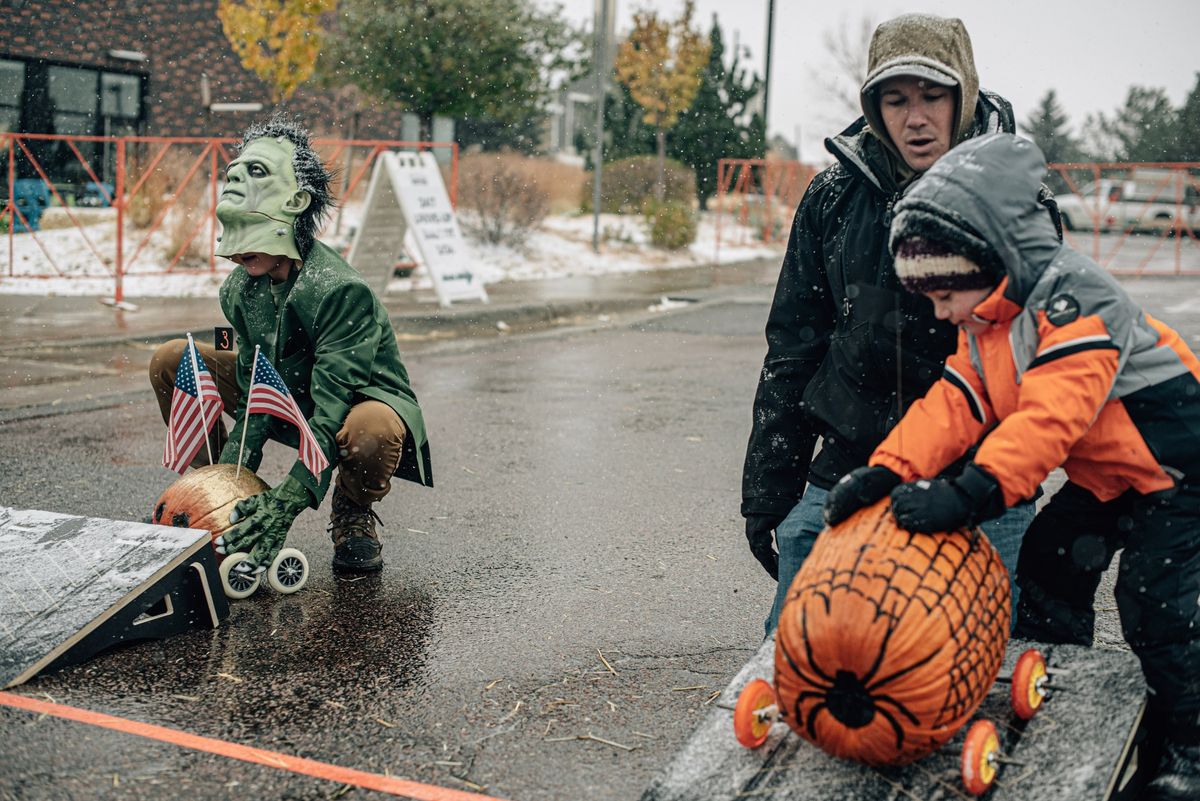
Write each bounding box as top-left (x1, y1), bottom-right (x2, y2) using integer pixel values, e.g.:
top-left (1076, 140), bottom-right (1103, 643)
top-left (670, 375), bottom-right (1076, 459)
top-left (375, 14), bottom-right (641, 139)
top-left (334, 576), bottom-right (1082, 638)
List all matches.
top-left (774, 500), bottom-right (1010, 765)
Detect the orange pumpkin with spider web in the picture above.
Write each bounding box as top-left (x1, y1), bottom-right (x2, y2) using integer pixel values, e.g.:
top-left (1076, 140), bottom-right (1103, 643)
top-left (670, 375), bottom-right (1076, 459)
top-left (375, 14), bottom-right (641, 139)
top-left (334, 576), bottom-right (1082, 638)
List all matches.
top-left (774, 498), bottom-right (1010, 766)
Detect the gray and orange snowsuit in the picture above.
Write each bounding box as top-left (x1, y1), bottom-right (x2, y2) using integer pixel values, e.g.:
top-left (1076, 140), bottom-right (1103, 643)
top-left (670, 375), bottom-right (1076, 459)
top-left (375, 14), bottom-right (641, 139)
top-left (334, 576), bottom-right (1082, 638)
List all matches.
top-left (871, 133), bottom-right (1200, 728)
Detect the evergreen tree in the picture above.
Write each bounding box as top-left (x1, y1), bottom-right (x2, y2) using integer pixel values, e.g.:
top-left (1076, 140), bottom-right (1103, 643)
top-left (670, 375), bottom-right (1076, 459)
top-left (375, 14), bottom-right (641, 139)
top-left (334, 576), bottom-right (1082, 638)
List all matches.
top-left (593, 81), bottom-right (658, 164)
top-left (1022, 89), bottom-right (1082, 194)
top-left (1095, 86), bottom-right (1180, 162)
top-left (573, 83), bottom-right (645, 170)
top-left (1175, 73), bottom-right (1200, 162)
top-left (668, 16), bottom-right (766, 208)
top-left (1023, 90), bottom-right (1082, 165)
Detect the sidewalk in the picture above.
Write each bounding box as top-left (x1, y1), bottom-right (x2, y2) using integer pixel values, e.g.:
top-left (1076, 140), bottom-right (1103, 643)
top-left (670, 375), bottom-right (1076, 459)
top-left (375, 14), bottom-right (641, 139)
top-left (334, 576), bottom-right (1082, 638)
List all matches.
top-left (0, 258), bottom-right (780, 353)
top-left (0, 258), bottom-right (780, 419)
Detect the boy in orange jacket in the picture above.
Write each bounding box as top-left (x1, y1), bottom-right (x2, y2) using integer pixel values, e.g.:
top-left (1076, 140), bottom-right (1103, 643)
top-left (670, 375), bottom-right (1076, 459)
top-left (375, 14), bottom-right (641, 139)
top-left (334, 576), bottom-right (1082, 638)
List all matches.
top-left (823, 133), bottom-right (1200, 800)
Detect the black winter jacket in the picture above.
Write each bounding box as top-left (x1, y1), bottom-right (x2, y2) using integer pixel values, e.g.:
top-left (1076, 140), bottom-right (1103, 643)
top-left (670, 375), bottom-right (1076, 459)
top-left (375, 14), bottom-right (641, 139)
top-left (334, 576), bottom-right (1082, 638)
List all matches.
top-left (741, 91), bottom-right (1037, 519)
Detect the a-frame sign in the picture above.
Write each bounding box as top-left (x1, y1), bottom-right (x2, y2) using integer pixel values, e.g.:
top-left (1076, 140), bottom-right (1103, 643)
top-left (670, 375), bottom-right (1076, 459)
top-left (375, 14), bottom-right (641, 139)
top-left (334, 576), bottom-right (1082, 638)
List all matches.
top-left (347, 151), bottom-right (488, 308)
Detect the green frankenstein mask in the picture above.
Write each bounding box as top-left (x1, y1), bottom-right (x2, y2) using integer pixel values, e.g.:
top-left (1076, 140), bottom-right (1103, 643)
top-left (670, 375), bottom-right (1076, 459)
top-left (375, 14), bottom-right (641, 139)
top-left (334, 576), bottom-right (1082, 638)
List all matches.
top-left (216, 137), bottom-right (312, 262)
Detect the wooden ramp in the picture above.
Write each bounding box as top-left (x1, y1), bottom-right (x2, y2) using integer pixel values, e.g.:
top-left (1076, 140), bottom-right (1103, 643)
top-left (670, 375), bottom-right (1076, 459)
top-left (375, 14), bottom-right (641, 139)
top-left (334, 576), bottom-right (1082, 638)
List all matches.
top-left (641, 635), bottom-right (1155, 801)
top-left (0, 506), bottom-right (228, 688)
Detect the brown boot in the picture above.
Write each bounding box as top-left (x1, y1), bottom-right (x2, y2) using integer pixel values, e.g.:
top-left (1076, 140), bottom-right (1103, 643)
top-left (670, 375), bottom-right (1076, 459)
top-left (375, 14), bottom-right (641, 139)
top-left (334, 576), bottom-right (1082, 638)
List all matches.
top-left (328, 487), bottom-right (384, 572)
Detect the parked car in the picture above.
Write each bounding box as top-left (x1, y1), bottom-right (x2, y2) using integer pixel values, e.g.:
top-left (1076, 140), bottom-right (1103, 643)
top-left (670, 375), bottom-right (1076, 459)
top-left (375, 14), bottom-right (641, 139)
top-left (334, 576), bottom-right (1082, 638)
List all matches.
top-left (1056, 170), bottom-right (1200, 234)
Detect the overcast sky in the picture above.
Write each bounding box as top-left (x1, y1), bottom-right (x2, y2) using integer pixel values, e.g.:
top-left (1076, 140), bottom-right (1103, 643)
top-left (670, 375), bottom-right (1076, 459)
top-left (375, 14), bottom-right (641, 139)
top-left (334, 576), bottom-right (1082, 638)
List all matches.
top-left (551, 0), bottom-right (1199, 162)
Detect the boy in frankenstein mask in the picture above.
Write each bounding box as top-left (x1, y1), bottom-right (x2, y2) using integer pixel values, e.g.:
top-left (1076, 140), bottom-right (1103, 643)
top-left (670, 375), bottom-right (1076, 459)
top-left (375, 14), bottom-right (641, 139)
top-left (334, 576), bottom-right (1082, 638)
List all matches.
top-left (149, 116), bottom-right (432, 575)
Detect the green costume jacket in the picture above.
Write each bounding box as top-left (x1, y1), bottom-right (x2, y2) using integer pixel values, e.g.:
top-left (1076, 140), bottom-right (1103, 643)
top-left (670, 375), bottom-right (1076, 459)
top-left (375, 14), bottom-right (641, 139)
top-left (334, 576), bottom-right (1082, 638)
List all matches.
top-left (219, 240), bottom-right (432, 506)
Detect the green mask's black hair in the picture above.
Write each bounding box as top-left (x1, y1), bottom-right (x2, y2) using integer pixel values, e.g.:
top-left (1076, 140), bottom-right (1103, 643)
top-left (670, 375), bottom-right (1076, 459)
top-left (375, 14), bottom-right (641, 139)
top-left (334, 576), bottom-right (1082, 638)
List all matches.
top-left (237, 114), bottom-right (335, 259)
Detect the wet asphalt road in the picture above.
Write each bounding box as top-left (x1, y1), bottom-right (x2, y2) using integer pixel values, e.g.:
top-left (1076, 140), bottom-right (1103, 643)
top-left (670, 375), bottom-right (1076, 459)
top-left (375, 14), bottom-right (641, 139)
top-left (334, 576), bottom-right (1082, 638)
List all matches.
top-left (3, 276), bottom-right (1200, 800)
top-left (0, 296), bottom-right (779, 801)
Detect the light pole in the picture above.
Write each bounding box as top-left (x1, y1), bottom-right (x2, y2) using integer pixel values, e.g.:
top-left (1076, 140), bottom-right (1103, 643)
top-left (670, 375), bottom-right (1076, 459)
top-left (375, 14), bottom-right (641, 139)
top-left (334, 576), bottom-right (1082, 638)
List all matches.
top-left (591, 0), bottom-right (614, 253)
top-left (762, 0), bottom-right (775, 138)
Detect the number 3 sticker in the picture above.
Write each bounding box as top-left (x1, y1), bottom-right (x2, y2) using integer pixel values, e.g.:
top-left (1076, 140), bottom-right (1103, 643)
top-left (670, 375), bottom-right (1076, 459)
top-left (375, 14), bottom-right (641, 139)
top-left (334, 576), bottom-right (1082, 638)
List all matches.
top-left (214, 326), bottom-right (233, 351)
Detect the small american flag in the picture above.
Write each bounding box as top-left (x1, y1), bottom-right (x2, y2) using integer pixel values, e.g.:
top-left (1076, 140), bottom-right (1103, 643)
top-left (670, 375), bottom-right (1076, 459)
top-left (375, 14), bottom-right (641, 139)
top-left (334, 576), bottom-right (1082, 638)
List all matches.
top-left (246, 349), bottom-right (329, 478)
top-left (163, 336), bottom-right (224, 473)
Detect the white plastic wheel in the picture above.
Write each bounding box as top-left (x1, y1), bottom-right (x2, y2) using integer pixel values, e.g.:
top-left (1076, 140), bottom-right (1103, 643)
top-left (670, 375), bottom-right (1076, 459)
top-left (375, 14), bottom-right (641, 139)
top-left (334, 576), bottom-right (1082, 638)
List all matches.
top-left (219, 552), bottom-right (262, 599)
top-left (268, 548), bottom-right (309, 594)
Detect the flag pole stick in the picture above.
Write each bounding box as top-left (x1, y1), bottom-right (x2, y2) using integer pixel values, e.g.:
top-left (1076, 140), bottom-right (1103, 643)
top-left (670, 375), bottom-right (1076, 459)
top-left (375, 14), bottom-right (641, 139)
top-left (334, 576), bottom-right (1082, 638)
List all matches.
top-left (236, 345), bottom-right (260, 481)
top-left (186, 332), bottom-right (214, 466)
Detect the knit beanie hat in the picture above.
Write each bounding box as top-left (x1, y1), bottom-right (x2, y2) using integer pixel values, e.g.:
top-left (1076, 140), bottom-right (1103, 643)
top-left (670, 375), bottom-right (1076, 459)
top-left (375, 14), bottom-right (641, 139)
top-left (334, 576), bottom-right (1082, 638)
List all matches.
top-left (892, 237), bottom-right (996, 293)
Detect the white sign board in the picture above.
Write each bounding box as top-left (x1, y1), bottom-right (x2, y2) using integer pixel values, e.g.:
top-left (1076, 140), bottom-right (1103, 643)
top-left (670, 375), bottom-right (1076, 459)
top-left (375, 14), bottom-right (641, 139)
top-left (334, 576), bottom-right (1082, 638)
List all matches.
top-left (344, 159), bottom-right (410, 296)
top-left (347, 151), bottom-right (488, 307)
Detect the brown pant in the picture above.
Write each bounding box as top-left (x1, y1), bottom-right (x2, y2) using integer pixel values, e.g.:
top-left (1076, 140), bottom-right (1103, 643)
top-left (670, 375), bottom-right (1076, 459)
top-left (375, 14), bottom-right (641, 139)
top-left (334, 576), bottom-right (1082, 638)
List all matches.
top-left (149, 339), bottom-right (407, 507)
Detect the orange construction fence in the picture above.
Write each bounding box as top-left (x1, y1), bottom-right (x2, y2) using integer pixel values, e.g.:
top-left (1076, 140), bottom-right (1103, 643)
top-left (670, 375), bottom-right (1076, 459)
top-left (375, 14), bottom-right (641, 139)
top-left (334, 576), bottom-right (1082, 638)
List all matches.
top-left (0, 133), bottom-right (459, 302)
top-left (714, 156), bottom-right (1200, 277)
top-left (713, 158), bottom-right (816, 263)
top-left (1047, 161), bottom-right (1200, 276)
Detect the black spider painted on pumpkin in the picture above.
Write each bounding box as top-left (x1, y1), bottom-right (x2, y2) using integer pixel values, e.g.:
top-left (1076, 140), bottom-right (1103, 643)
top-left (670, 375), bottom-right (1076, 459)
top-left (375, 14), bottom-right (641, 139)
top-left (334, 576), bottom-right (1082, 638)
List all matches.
top-left (778, 606), bottom-right (939, 748)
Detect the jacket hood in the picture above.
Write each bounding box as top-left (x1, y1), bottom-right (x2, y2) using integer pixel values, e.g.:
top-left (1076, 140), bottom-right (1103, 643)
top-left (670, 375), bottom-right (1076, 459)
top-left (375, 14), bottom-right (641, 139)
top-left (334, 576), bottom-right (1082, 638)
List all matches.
top-left (889, 133), bottom-right (1063, 304)
top-left (826, 90), bottom-right (1014, 196)
top-left (860, 15), bottom-right (979, 174)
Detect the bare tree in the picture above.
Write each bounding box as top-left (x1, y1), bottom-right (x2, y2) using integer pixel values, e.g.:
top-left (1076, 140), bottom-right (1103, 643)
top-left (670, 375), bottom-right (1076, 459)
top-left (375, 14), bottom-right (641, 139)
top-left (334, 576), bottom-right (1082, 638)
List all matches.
top-left (807, 13), bottom-right (876, 126)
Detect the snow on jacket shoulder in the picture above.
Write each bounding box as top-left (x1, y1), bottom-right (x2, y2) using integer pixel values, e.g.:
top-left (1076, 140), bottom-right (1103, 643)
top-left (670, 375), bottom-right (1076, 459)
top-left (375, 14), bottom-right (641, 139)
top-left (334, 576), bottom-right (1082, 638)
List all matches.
top-left (870, 133), bottom-right (1200, 504)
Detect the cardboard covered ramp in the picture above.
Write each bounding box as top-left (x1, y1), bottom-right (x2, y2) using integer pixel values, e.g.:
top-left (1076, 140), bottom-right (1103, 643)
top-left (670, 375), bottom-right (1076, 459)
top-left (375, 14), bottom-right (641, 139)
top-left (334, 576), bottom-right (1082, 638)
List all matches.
top-left (0, 506), bottom-right (228, 688)
top-left (641, 635), bottom-right (1154, 801)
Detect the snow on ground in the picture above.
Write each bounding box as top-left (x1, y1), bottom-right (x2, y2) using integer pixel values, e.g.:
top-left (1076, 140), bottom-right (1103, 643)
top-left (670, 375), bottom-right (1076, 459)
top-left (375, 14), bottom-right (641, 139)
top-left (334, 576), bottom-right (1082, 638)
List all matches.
top-left (464, 212), bottom-right (783, 283)
top-left (0, 203), bottom-right (784, 298)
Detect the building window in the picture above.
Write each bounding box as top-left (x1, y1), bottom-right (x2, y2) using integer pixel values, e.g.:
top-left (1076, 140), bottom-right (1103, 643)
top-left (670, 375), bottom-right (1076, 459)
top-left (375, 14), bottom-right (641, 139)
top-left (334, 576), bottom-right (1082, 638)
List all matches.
top-left (5, 58), bottom-right (145, 186)
top-left (49, 65), bottom-right (99, 137)
top-left (0, 59), bottom-right (22, 133)
top-left (100, 72), bottom-right (141, 136)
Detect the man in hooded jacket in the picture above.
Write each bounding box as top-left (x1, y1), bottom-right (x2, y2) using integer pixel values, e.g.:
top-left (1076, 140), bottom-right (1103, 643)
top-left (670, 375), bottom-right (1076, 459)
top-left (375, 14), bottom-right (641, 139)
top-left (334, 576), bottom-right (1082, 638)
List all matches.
top-left (742, 14), bottom-right (1053, 633)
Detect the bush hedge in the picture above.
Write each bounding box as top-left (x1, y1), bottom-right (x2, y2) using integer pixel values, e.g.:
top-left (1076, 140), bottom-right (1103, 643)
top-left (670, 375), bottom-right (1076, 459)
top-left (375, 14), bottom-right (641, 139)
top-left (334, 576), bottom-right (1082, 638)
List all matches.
top-left (457, 150), bottom-right (551, 247)
top-left (581, 155), bottom-right (696, 214)
top-left (644, 199), bottom-right (698, 250)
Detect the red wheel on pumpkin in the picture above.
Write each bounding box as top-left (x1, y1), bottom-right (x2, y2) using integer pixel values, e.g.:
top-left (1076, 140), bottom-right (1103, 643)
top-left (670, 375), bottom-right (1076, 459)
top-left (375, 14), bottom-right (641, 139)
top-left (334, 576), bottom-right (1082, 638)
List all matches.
top-left (1011, 648), bottom-right (1048, 720)
top-left (733, 678), bottom-right (779, 748)
top-left (961, 719), bottom-right (1001, 796)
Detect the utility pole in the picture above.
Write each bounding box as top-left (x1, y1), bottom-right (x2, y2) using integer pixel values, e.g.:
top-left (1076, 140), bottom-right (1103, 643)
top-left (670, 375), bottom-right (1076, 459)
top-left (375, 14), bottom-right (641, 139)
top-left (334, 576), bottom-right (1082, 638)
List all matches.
top-left (762, 0), bottom-right (775, 136)
top-left (591, 0), bottom-right (615, 253)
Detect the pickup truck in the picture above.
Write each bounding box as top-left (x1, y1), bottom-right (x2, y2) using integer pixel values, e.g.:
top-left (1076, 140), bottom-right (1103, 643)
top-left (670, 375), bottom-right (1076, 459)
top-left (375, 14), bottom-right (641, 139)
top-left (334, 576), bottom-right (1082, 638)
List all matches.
top-left (1056, 170), bottom-right (1200, 234)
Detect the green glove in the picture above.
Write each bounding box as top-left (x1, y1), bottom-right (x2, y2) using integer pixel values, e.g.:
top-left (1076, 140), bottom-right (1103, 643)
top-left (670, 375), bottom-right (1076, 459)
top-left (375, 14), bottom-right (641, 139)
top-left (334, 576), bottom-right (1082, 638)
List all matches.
top-left (215, 476), bottom-right (311, 573)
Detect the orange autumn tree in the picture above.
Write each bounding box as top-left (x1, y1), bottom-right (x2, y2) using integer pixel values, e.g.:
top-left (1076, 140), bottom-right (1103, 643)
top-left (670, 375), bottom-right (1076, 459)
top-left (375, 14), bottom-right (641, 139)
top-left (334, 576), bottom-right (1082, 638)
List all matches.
top-left (615, 1), bottom-right (710, 201)
top-left (217, 0), bottom-right (336, 103)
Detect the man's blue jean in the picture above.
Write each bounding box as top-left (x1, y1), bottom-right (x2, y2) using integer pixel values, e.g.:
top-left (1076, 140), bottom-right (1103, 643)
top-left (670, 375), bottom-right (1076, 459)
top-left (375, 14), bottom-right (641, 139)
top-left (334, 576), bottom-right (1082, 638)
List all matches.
top-left (763, 483), bottom-right (1034, 635)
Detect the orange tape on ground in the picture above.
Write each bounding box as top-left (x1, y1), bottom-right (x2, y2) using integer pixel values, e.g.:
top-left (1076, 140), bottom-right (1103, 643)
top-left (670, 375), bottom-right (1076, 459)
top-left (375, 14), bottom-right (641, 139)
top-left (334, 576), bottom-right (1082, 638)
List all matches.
top-left (0, 691), bottom-right (508, 801)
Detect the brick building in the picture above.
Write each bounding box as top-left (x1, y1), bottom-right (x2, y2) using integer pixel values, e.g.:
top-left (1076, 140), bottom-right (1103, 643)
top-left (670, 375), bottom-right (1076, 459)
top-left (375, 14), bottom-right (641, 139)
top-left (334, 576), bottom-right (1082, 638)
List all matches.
top-left (2, 0), bottom-right (451, 183)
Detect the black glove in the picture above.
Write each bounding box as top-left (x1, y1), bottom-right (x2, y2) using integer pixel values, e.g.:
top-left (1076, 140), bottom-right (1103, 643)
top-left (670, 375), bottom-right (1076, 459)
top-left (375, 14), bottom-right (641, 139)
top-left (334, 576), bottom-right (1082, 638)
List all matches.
top-left (823, 466), bottom-right (902, 526)
top-left (889, 462), bottom-right (1006, 533)
top-left (745, 514), bottom-right (784, 581)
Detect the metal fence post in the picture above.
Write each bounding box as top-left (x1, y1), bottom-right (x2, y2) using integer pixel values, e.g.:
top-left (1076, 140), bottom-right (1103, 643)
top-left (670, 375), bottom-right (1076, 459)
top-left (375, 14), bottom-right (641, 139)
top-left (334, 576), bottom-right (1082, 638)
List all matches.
top-left (115, 137), bottom-right (125, 305)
